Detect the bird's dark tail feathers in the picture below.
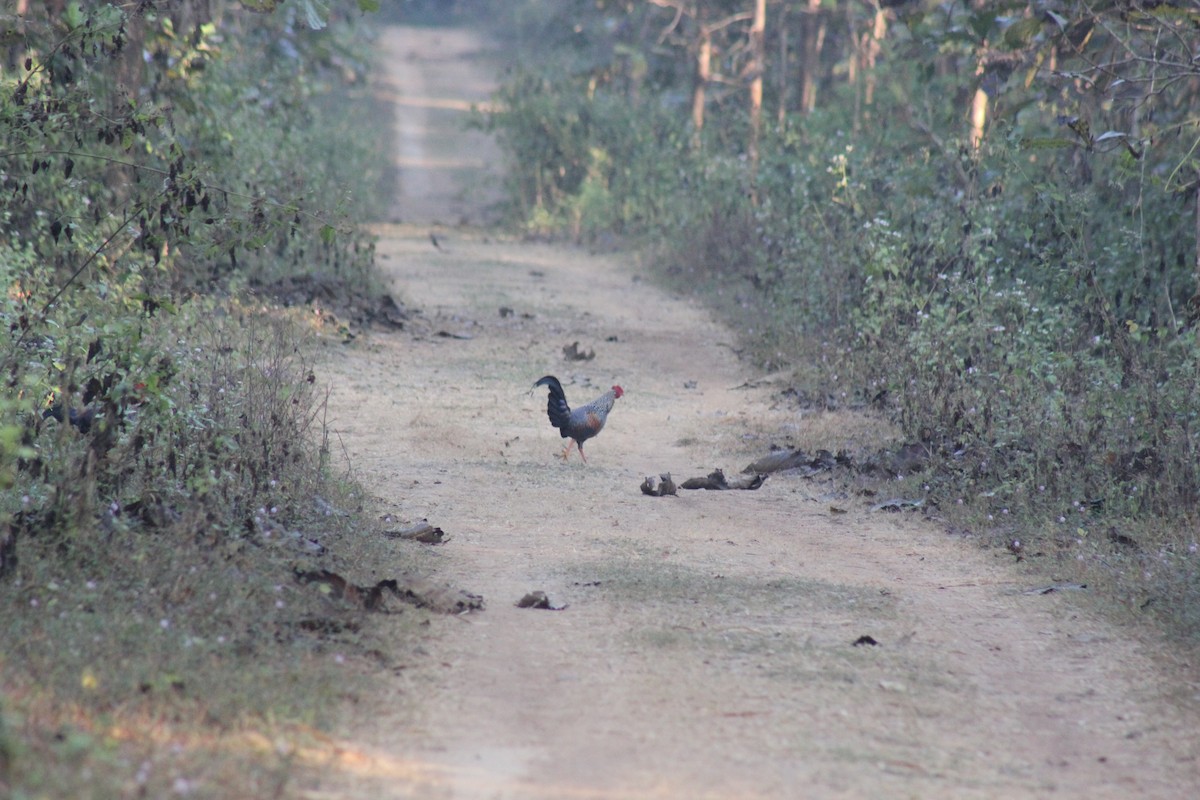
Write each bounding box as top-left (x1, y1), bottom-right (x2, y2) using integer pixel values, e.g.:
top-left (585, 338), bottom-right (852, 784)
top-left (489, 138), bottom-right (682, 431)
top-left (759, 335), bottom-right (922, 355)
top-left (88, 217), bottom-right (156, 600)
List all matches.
top-left (533, 375), bottom-right (572, 435)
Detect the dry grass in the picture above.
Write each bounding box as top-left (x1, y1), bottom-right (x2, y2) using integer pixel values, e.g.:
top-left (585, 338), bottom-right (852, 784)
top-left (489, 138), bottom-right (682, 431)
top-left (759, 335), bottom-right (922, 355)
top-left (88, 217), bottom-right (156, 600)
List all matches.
top-left (0, 306), bottom-right (419, 799)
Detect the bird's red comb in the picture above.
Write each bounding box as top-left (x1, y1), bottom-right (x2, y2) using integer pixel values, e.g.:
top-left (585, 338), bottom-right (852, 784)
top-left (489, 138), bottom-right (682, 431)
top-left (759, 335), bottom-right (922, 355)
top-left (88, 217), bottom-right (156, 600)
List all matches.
top-left (613, 385), bottom-right (624, 398)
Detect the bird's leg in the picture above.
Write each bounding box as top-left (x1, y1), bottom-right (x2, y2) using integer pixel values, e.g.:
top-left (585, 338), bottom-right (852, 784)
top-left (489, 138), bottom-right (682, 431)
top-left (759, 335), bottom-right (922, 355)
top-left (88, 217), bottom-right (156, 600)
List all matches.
top-left (577, 444), bottom-right (588, 463)
top-left (561, 440), bottom-right (575, 460)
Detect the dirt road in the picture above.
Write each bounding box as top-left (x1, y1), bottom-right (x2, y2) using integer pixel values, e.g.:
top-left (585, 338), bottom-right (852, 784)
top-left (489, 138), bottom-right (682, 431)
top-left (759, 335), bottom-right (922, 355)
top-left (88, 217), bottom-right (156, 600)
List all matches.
top-left (301, 25), bottom-right (1200, 799)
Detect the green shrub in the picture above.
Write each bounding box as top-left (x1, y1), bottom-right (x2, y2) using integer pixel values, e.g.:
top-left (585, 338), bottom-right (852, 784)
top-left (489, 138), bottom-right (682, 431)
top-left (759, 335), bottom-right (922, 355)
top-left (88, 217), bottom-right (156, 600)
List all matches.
top-left (1, 1), bottom-right (392, 793)
top-left (3, 298), bottom-right (343, 669)
top-left (483, 70), bottom-right (693, 240)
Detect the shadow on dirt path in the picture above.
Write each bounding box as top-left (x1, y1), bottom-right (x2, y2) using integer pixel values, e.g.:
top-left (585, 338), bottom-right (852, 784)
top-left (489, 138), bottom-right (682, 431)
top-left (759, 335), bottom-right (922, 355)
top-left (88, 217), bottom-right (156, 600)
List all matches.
top-left (300, 24), bottom-right (1200, 800)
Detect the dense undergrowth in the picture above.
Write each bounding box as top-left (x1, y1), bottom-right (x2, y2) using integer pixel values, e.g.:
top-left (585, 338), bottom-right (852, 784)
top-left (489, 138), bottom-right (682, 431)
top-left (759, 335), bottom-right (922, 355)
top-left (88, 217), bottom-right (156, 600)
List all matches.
top-left (1, 1), bottom-right (394, 796)
top-left (478, 1), bottom-right (1200, 640)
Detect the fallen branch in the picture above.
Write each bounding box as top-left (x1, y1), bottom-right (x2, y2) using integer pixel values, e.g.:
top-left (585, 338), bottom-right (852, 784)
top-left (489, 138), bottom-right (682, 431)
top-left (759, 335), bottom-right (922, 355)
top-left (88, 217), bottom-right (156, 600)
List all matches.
top-left (383, 520), bottom-right (448, 544)
top-left (295, 568), bottom-right (483, 613)
top-left (679, 468), bottom-right (766, 491)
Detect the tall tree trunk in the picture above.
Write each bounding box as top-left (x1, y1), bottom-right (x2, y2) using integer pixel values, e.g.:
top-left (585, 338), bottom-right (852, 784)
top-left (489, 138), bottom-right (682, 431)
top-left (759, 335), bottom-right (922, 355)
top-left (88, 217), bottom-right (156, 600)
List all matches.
top-left (6, 0), bottom-right (30, 72)
top-left (117, 10), bottom-right (146, 97)
top-left (863, 2), bottom-right (886, 109)
top-left (692, 6), bottom-right (711, 149)
top-left (1194, 170), bottom-right (1200, 336)
top-left (799, 0), bottom-right (825, 114)
top-left (747, 0), bottom-right (766, 177)
top-left (969, 79), bottom-right (988, 149)
top-left (968, 0), bottom-right (989, 150)
top-left (776, 4), bottom-right (788, 126)
top-left (848, 2), bottom-right (861, 131)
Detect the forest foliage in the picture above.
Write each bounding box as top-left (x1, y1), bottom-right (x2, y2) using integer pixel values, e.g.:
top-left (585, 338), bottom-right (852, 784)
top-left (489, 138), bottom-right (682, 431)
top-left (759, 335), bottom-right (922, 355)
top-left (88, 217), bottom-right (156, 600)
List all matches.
top-left (480, 0), bottom-right (1200, 635)
top-left (1, 1), bottom-right (390, 794)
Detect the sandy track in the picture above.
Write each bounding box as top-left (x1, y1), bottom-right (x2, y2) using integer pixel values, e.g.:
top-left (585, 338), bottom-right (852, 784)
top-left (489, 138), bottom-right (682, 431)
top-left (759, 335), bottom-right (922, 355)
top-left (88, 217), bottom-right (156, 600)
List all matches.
top-left (299, 25), bottom-right (1200, 800)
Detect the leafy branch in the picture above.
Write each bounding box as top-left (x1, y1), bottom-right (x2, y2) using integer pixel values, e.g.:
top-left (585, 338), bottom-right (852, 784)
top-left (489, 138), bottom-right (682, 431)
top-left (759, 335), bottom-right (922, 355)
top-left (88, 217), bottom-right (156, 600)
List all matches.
top-left (2, 148), bottom-right (342, 228)
top-left (13, 188), bottom-right (168, 347)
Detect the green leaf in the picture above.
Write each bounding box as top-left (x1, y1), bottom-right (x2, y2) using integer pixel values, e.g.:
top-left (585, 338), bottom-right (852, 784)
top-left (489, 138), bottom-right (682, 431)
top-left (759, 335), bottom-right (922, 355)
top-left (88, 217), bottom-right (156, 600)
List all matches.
top-left (968, 10), bottom-right (998, 41)
top-left (1003, 17), bottom-right (1042, 49)
top-left (319, 224), bottom-right (336, 244)
top-left (357, 0), bottom-right (381, 11)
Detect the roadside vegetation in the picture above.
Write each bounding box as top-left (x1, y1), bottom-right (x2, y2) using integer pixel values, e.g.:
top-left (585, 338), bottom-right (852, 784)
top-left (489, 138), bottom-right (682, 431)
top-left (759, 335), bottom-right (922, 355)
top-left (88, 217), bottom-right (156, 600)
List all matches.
top-left (478, 1), bottom-right (1200, 641)
top-left (1, 1), bottom-right (396, 796)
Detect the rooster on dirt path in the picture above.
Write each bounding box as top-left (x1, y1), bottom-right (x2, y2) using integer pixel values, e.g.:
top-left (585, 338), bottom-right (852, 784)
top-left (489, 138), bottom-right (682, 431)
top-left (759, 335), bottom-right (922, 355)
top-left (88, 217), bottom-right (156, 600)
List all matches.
top-left (533, 375), bottom-right (623, 463)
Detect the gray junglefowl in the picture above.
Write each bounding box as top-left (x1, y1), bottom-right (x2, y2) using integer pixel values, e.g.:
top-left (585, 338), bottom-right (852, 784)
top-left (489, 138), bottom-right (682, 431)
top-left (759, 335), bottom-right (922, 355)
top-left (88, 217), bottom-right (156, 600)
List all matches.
top-left (533, 375), bottom-right (623, 463)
